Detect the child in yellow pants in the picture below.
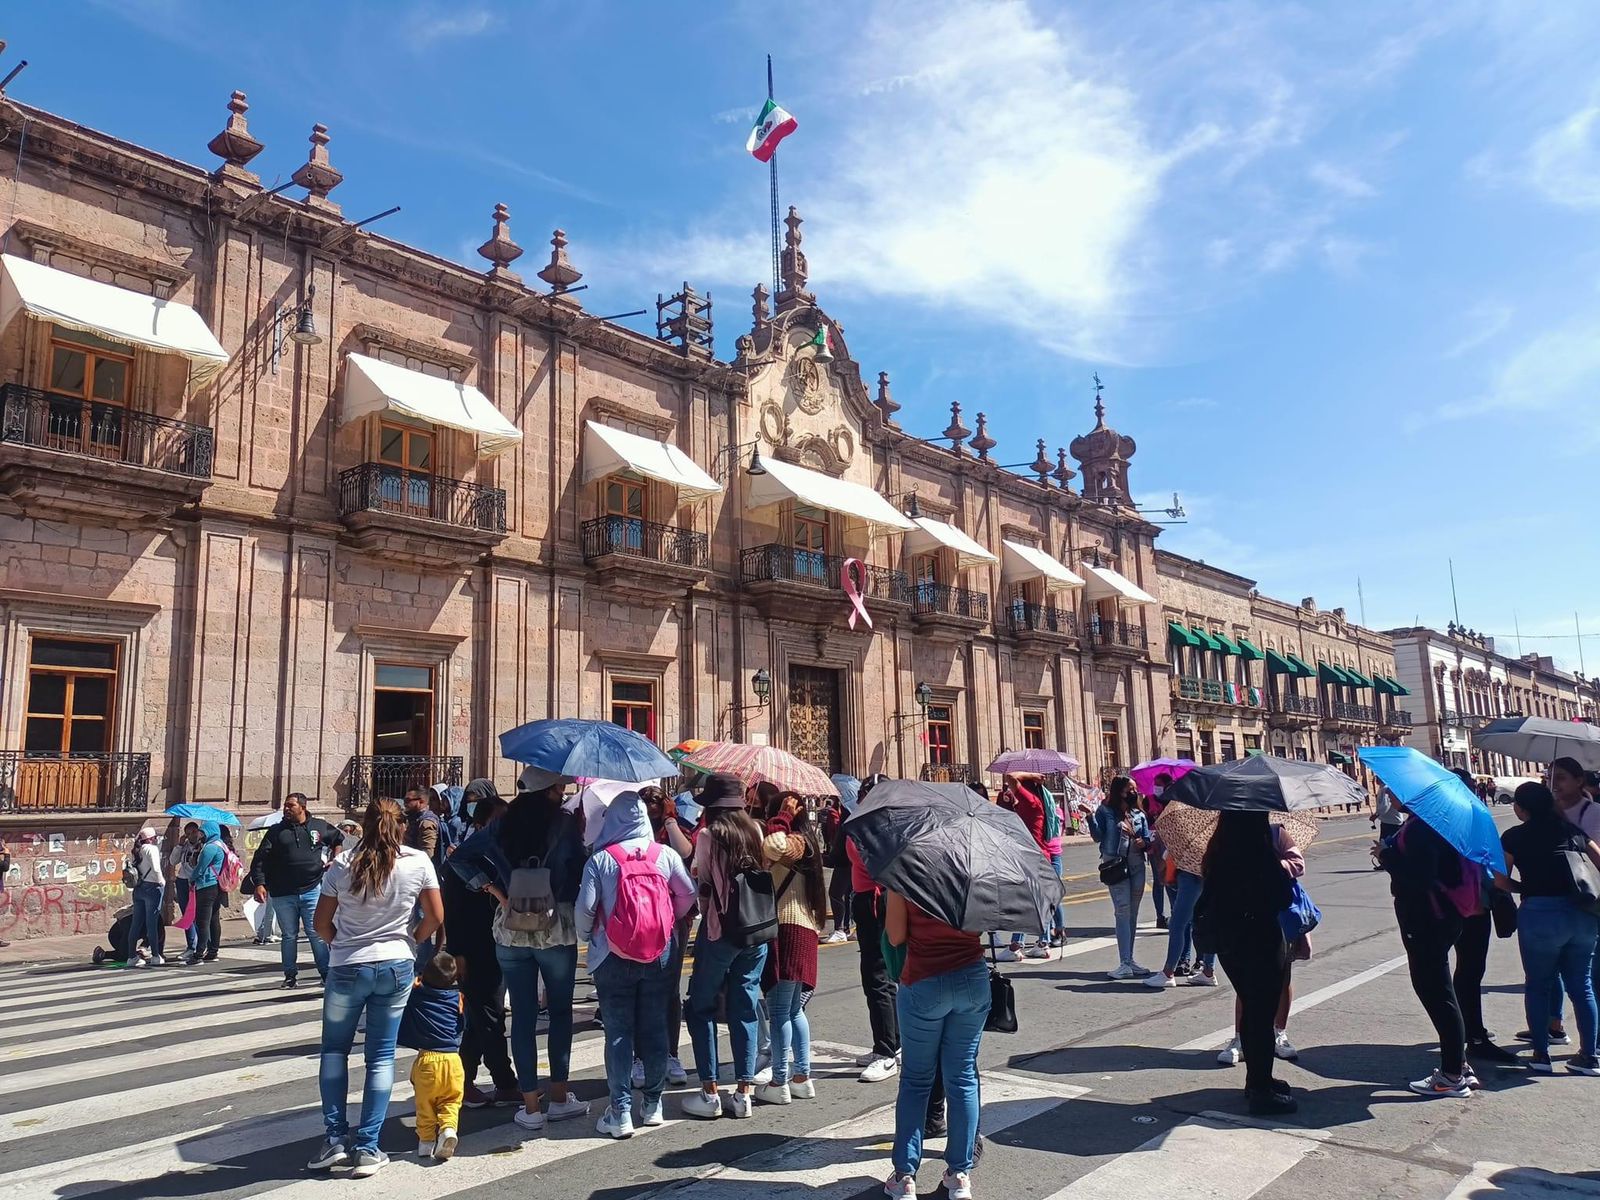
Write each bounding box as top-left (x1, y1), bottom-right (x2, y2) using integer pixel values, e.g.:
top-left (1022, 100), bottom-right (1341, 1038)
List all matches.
top-left (399, 951), bottom-right (465, 1159)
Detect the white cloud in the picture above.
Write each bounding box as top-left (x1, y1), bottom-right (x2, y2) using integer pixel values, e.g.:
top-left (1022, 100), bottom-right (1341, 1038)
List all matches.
top-left (403, 6), bottom-right (495, 51)
top-left (1308, 160), bottom-right (1376, 199)
top-left (1527, 103), bottom-right (1600, 209)
top-left (1442, 301), bottom-right (1513, 358)
top-left (1436, 310), bottom-right (1600, 447)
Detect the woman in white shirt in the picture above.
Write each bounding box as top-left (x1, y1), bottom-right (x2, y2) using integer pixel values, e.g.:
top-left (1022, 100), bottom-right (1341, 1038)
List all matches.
top-left (125, 826), bottom-right (166, 967)
top-left (309, 798), bottom-right (442, 1179)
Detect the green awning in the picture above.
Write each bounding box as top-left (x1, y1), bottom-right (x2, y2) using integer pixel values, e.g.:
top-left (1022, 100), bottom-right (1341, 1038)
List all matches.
top-left (1344, 668), bottom-right (1374, 690)
top-left (1286, 654), bottom-right (1317, 678)
top-left (1237, 637), bottom-right (1265, 661)
top-left (1374, 674), bottom-right (1399, 696)
top-left (1317, 662), bottom-right (1353, 686)
top-left (1327, 750), bottom-right (1352, 765)
top-left (1189, 626), bottom-right (1224, 652)
top-left (1167, 621), bottom-right (1203, 649)
top-left (1389, 676), bottom-right (1410, 697)
top-left (1211, 630), bottom-right (1243, 656)
top-left (1246, 747), bottom-right (1265, 757)
top-left (1265, 649), bottom-right (1297, 675)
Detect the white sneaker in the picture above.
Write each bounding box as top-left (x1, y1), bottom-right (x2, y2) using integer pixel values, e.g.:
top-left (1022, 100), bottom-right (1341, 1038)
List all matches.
top-left (755, 1081), bottom-right (791, 1105)
top-left (666, 1055), bottom-right (689, 1086)
top-left (638, 1097), bottom-right (665, 1126)
top-left (1023, 943), bottom-right (1051, 960)
top-left (825, 929), bottom-right (849, 943)
top-left (995, 947), bottom-right (1022, 963)
top-left (1144, 971), bottom-right (1175, 989)
top-left (1107, 962), bottom-right (1140, 980)
top-left (725, 1090), bottom-right (754, 1119)
top-left (859, 1055), bottom-right (900, 1083)
top-left (943, 1168), bottom-right (975, 1200)
top-left (1128, 961), bottom-right (1152, 976)
top-left (148, 955), bottom-right (166, 966)
top-left (417, 1139), bottom-right (433, 1158)
top-left (856, 1050), bottom-right (881, 1067)
top-left (434, 1128), bottom-right (457, 1160)
top-left (512, 1107), bottom-right (546, 1131)
top-left (1217, 1037), bottom-right (1242, 1066)
top-left (753, 1065), bottom-right (774, 1085)
top-left (597, 1106), bottom-right (635, 1139)
top-left (545, 1096), bottom-right (589, 1122)
top-left (1274, 1031), bottom-right (1299, 1061)
top-left (128, 957), bottom-right (148, 969)
top-left (682, 1089), bottom-right (723, 1120)
top-left (1185, 970), bottom-right (1218, 987)
top-left (631, 1058), bottom-right (645, 1088)
top-left (789, 1078), bottom-right (816, 1099)
top-left (884, 1172), bottom-right (917, 1199)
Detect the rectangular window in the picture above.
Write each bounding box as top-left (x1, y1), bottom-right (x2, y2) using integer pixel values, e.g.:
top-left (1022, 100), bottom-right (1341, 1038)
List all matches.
top-left (1175, 731), bottom-right (1195, 761)
top-left (372, 661), bottom-right (434, 757)
top-left (1198, 732), bottom-right (1215, 766)
top-left (1244, 733), bottom-right (1262, 754)
top-left (926, 703), bottom-right (954, 766)
top-left (611, 678), bottom-right (657, 741)
top-left (1021, 711), bottom-right (1046, 750)
top-left (377, 421), bottom-right (435, 517)
top-left (45, 326), bottom-right (133, 460)
top-left (912, 553), bottom-right (939, 586)
top-left (603, 475), bottom-right (647, 521)
top-left (1219, 732), bottom-right (1238, 761)
top-left (1100, 717), bottom-right (1122, 771)
top-left (793, 507), bottom-right (829, 583)
top-left (24, 637), bottom-right (119, 755)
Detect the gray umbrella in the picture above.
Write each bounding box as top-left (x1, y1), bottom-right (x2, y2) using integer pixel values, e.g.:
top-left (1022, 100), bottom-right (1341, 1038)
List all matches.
top-left (1162, 754), bottom-right (1368, 812)
top-left (1473, 716), bottom-right (1600, 770)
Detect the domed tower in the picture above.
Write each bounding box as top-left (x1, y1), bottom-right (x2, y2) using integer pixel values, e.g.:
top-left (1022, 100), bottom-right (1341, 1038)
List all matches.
top-left (1069, 374), bottom-right (1136, 506)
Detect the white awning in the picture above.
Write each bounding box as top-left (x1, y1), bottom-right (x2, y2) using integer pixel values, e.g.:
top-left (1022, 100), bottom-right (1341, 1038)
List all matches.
top-left (0, 253), bottom-right (229, 384)
top-left (581, 421), bottom-right (721, 501)
top-left (1083, 563), bottom-right (1157, 606)
top-left (904, 516), bottom-right (997, 569)
top-left (342, 352), bottom-right (522, 457)
top-left (746, 454), bottom-right (915, 535)
top-left (1000, 540), bottom-right (1085, 588)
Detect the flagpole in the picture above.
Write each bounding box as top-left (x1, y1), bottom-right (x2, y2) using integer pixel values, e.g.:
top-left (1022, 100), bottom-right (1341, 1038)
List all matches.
top-left (767, 54), bottom-right (781, 297)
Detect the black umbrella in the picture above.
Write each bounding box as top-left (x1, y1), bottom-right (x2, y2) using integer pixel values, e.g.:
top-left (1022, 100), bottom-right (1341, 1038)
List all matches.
top-left (843, 780), bottom-right (1063, 935)
top-left (1161, 755), bottom-right (1367, 813)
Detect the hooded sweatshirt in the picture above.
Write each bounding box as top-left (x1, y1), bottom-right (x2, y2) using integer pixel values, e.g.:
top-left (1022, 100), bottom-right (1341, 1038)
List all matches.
top-left (192, 822), bottom-right (225, 889)
top-left (575, 792), bottom-right (696, 973)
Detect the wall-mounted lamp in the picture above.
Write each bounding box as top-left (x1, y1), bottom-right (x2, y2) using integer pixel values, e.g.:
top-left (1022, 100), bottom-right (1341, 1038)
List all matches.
top-left (890, 680), bottom-right (934, 733)
top-left (272, 281), bottom-right (323, 373)
top-left (723, 666), bottom-right (773, 736)
top-left (715, 439), bottom-right (767, 483)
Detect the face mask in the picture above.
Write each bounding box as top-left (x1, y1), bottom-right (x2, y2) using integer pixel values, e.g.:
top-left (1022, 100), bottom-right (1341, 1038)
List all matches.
top-left (463, 801), bottom-right (476, 821)
top-left (1153, 786), bottom-right (1165, 797)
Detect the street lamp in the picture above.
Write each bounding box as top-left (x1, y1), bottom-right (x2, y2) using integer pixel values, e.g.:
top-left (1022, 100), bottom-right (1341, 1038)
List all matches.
top-left (751, 668), bottom-right (772, 705)
top-left (271, 281), bottom-right (323, 373)
top-left (714, 440), bottom-right (767, 483)
top-left (891, 680), bottom-right (933, 734)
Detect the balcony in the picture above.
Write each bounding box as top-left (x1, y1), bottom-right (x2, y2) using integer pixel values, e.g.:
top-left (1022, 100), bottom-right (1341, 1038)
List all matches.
top-left (1268, 693), bottom-right (1321, 728)
top-left (581, 516), bottom-right (709, 598)
top-left (0, 751), bottom-right (151, 813)
top-left (1323, 701), bottom-right (1378, 728)
top-left (911, 582), bottom-right (990, 637)
top-left (739, 544), bottom-right (911, 624)
top-left (1089, 615), bottom-right (1147, 657)
top-left (920, 762), bottom-right (975, 784)
top-left (1174, 676), bottom-right (1266, 713)
top-left (1381, 709), bottom-right (1413, 729)
top-left (1005, 600), bottom-right (1079, 648)
top-left (337, 463), bottom-right (507, 568)
top-left (0, 383), bottom-right (213, 522)
top-left (345, 754), bottom-right (463, 811)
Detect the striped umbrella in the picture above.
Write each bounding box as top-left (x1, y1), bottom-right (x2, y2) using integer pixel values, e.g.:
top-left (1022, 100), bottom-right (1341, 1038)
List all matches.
top-left (987, 748), bottom-right (1080, 776)
top-left (679, 742), bottom-right (840, 797)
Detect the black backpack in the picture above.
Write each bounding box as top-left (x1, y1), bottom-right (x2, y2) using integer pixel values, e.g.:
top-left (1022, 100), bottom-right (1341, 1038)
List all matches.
top-left (718, 861), bottom-right (778, 948)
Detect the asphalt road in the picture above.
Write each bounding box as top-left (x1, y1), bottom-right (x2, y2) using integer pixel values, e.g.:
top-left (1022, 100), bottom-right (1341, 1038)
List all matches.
top-left (2, 810), bottom-right (1595, 1200)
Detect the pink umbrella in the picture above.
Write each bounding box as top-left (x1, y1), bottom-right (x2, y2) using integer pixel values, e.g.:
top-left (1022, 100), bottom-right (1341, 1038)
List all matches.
top-left (1129, 757), bottom-right (1197, 795)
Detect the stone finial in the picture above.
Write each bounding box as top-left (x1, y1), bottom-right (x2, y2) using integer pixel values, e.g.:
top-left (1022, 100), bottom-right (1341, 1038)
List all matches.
top-left (291, 124), bottom-right (343, 211)
top-left (970, 412), bottom-right (996, 461)
top-left (1053, 447), bottom-right (1076, 488)
top-left (777, 206), bottom-right (814, 309)
top-left (1030, 439), bottom-right (1053, 484)
top-left (875, 371), bottom-right (901, 425)
top-left (752, 283), bottom-right (770, 329)
top-left (207, 90), bottom-right (263, 174)
top-left (943, 401), bottom-right (970, 454)
top-left (477, 204), bottom-right (524, 280)
top-left (537, 228), bottom-right (583, 293)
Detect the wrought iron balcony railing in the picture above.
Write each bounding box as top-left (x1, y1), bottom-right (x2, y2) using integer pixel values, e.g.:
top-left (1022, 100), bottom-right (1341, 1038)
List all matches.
top-left (1275, 694), bottom-right (1322, 717)
top-left (912, 582), bottom-right (990, 621)
top-left (338, 463), bottom-right (506, 534)
top-left (1089, 615), bottom-right (1147, 649)
top-left (920, 762), bottom-right (975, 784)
top-left (1383, 709), bottom-right (1413, 728)
top-left (0, 383), bottom-right (213, 478)
top-left (0, 751), bottom-right (151, 813)
top-left (740, 544), bottom-right (911, 603)
top-left (347, 755), bottom-right (463, 811)
top-left (1007, 601), bottom-right (1077, 636)
top-left (1332, 702), bottom-right (1377, 723)
top-left (581, 516), bottom-right (708, 568)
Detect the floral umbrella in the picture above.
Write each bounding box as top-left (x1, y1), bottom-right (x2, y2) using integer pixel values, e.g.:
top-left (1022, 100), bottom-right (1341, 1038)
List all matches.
top-left (679, 742), bottom-right (839, 797)
top-left (1155, 800), bottom-right (1319, 876)
top-left (669, 738), bottom-right (714, 764)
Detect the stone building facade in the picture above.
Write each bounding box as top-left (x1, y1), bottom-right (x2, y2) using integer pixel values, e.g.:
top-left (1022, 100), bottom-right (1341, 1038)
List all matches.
top-left (1156, 550), bottom-right (1410, 769)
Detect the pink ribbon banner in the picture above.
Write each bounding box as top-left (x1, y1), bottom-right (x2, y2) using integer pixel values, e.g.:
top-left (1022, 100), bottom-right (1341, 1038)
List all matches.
top-left (842, 557), bottom-right (873, 630)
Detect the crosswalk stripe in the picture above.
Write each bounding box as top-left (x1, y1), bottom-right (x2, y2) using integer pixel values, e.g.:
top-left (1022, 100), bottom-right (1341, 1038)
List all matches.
top-left (1173, 954), bottom-right (1408, 1052)
top-left (0, 991), bottom-right (325, 1063)
top-left (0, 981), bottom-right (294, 1041)
top-left (0, 962), bottom-right (280, 1011)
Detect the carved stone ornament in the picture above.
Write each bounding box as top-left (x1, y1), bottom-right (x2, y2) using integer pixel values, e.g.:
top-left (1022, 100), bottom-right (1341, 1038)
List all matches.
top-left (291, 123), bottom-right (343, 204)
top-left (788, 354), bottom-right (826, 414)
top-left (758, 401), bottom-right (787, 446)
top-left (207, 90), bottom-right (263, 171)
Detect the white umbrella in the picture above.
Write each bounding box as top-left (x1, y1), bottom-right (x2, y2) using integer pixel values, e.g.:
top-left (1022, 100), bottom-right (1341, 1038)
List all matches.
top-left (562, 779), bottom-right (636, 845)
top-left (247, 810), bottom-right (283, 831)
top-left (1473, 716), bottom-right (1600, 770)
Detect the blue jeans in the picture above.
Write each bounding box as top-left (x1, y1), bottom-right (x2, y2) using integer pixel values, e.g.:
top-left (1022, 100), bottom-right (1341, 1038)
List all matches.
top-left (1163, 871), bottom-right (1215, 974)
top-left (1149, 853), bottom-right (1167, 921)
top-left (1106, 857), bottom-right (1147, 966)
top-left (126, 881), bottom-right (162, 961)
top-left (1050, 852), bottom-right (1067, 940)
top-left (496, 943), bottom-right (578, 1093)
top-left (270, 886), bottom-right (329, 982)
top-left (767, 978), bottom-right (811, 1082)
top-left (173, 878), bottom-right (198, 954)
top-left (1517, 897), bottom-right (1599, 1057)
top-left (686, 931), bottom-right (767, 1085)
top-left (593, 952), bottom-right (672, 1115)
top-left (319, 959), bottom-right (414, 1153)
top-left (893, 960), bottom-right (990, 1176)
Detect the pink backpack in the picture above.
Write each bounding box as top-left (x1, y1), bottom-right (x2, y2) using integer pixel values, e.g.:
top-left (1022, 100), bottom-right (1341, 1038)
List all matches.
top-left (604, 843), bottom-right (674, 962)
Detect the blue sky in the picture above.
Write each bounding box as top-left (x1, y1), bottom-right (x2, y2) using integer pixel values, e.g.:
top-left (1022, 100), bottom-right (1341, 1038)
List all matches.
top-left (10, 2), bottom-right (1600, 668)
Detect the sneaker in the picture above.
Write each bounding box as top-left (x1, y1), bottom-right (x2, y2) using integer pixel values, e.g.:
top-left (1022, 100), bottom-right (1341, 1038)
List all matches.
top-left (943, 1169), bottom-right (975, 1200)
top-left (1023, 943), bottom-right (1051, 960)
top-left (597, 1106), bottom-right (635, 1139)
top-left (281, 976), bottom-right (298, 990)
top-left (1246, 1086), bottom-right (1298, 1115)
top-left (725, 1090), bottom-right (754, 1119)
top-left (755, 1081), bottom-right (791, 1105)
top-left (491, 1085), bottom-right (521, 1106)
top-left (148, 955), bottom-right (166, 966)
top-left (682, 1089), bottom-right (723, 1120)
top-left (350, 1149), bottom-right (389, 1178)
top-left (307, 1139), bottom-right (348, 1170)
top-left (856, 1050), bottom-right (881, 1067)
top-left (753, 1065), bottom-right (774, 1085)
top-left (825, 930), bottom-right (849, 944)
top-left (666, 1055), bottom-right (689, 1086)
top-left (1552, 1030), bottom-right (1573, 1046)
top-left (859, 1055), bottom-right (900, 1083)
top-left (631, 1058), bottom-right (645, 1088)
top-left (925, 1111), bottom-right (948, 1139)
top-left (1462, 1064), bottom-right (1482, 1090)
top-left (434, 1128), bottom-right (457, 1160)
top-left (128, 957), bottom-right (148, 969)
top-left (639, 1097), bottom-right (665, 1126)
top-left (789, 1078), bottom-right (816, 1099)
top-left (1107, 962), bottom-right (1142, 980)
top-left (545, 1096), bottom-right (589, 1123)
top-left (1185, 971), bottom-right (1219, 987)
top-left (1156, 915), bottom-right (1169, 930)
top-left (995, 947), bottom-right (1022, 963)
top-left (1173, 959), bottom-right (1193, 977)
top-left (1217, 1037), bottom-right (1242, 1066)
top-left (463, 1082), bottom-right (494, 1109)
top-left (1568, 1054), bottom-right (1600, 1076)
top-left (1274, 1031), bottom-right (1299, 1061)
top-left (512, 1107), bottom-right (546, 1131)
top-left (1467, 1039), bottom-right (1520, 1066)
top-left (884, 1173), bottom-right (917, 1199)
top-left (1528, 1053), bottom-right (1554, 1074)
top-left (1144, 972), bottom-right (1176, 989)
top-left (1408, 1070), bottom-right (1471, 1098)
top-left (416, 1139), bottom-right (433, 1159)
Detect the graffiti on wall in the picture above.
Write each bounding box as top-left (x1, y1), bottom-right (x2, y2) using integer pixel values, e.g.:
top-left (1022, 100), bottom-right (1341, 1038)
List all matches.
top-left (0, 828), bottom-right (134, 939)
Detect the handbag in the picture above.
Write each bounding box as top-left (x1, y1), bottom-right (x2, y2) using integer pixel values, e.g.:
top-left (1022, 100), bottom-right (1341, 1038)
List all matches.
top-left (984, 935), bottom-right (1018, 1033)
top-left (172, 887), bottom-right (197, 931)
top-left (503, 856), bottom-right (558, 933)
top-left (1098, 857), bottom-right (1130, 886)
top-left (1559, 849), bottom-right (1600, 915)
top-left (1490, 887), bottom-right (1518, 938)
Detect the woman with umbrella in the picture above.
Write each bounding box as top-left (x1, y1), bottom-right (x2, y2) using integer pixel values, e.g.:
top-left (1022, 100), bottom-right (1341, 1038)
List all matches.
top-left (1090, 776), bottom-right (1152, 979)
top-left (755, 790), bottom-right (828, 1107)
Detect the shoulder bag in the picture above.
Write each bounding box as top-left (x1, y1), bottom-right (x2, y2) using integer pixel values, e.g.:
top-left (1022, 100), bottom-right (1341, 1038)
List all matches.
top-left (1559, 847), bottom-right (1600, 915)
top-left (984, 934), bottom-right (1018, 1034)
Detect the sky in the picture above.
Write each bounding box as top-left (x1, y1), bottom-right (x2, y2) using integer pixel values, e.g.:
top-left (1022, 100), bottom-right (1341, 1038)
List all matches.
top-left (8, 1), bottom-right (1600, 670)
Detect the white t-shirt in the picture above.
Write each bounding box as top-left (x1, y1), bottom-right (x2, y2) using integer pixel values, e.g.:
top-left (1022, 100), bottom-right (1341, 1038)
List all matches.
top-left (133, 842), bottom-right (164, 886)
top-left (1568, 798), bottom-right (1600, 845)
top-left (321, 845), bottom-right (439, 968)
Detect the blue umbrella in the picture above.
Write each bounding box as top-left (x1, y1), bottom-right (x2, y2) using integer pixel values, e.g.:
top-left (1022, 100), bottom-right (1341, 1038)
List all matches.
top-left (1357, 746), bottom-right (1506, 873)
top-left (831, 773), bottom-right (862, 814)
top-left (499, 718), bottom-right (676, 783)
top-left (163, 803), bottom-right (241, 826)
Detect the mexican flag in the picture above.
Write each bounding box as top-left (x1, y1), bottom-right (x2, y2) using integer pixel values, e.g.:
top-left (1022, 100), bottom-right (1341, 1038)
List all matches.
top-left (747, 98), bottom-right (797, 163)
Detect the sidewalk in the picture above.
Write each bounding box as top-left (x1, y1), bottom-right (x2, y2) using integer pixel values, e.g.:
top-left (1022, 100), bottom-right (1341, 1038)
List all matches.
top-left (0, 909), bottom-right (257, 968)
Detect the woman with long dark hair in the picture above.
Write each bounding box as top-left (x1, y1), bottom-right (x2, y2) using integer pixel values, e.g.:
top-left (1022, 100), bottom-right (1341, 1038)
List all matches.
top-left (684, 773), bottom-right (770, 1120)
top-left (1201, 811), bottom-right (1296, 1115)
top-left (1090, 776), bottom-right (1151, 978)
top-left (310, 798), bottom-right (443, 1177)
top-left (756, 791), bottom-right (828, 1106)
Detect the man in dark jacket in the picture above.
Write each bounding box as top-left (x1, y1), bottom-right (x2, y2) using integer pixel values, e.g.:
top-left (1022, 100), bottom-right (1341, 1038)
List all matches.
top-left (249, 793), bottom-right (342, 988)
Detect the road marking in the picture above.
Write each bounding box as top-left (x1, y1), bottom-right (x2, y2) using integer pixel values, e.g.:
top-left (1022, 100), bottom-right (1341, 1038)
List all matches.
top-left (1039, 1113), bottom-right (1327, 1198)
top-left (1445, 1163), bottom-right (1600, 1199)
top-left (0, 983), bottom-right (293, 1042)
top-left (1174, 954), bottom-right (1408, 1052)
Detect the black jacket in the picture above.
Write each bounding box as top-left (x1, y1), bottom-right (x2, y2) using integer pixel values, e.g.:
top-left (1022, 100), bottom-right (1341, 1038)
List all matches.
top-left (248, 816), bottom-right (342, 897)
